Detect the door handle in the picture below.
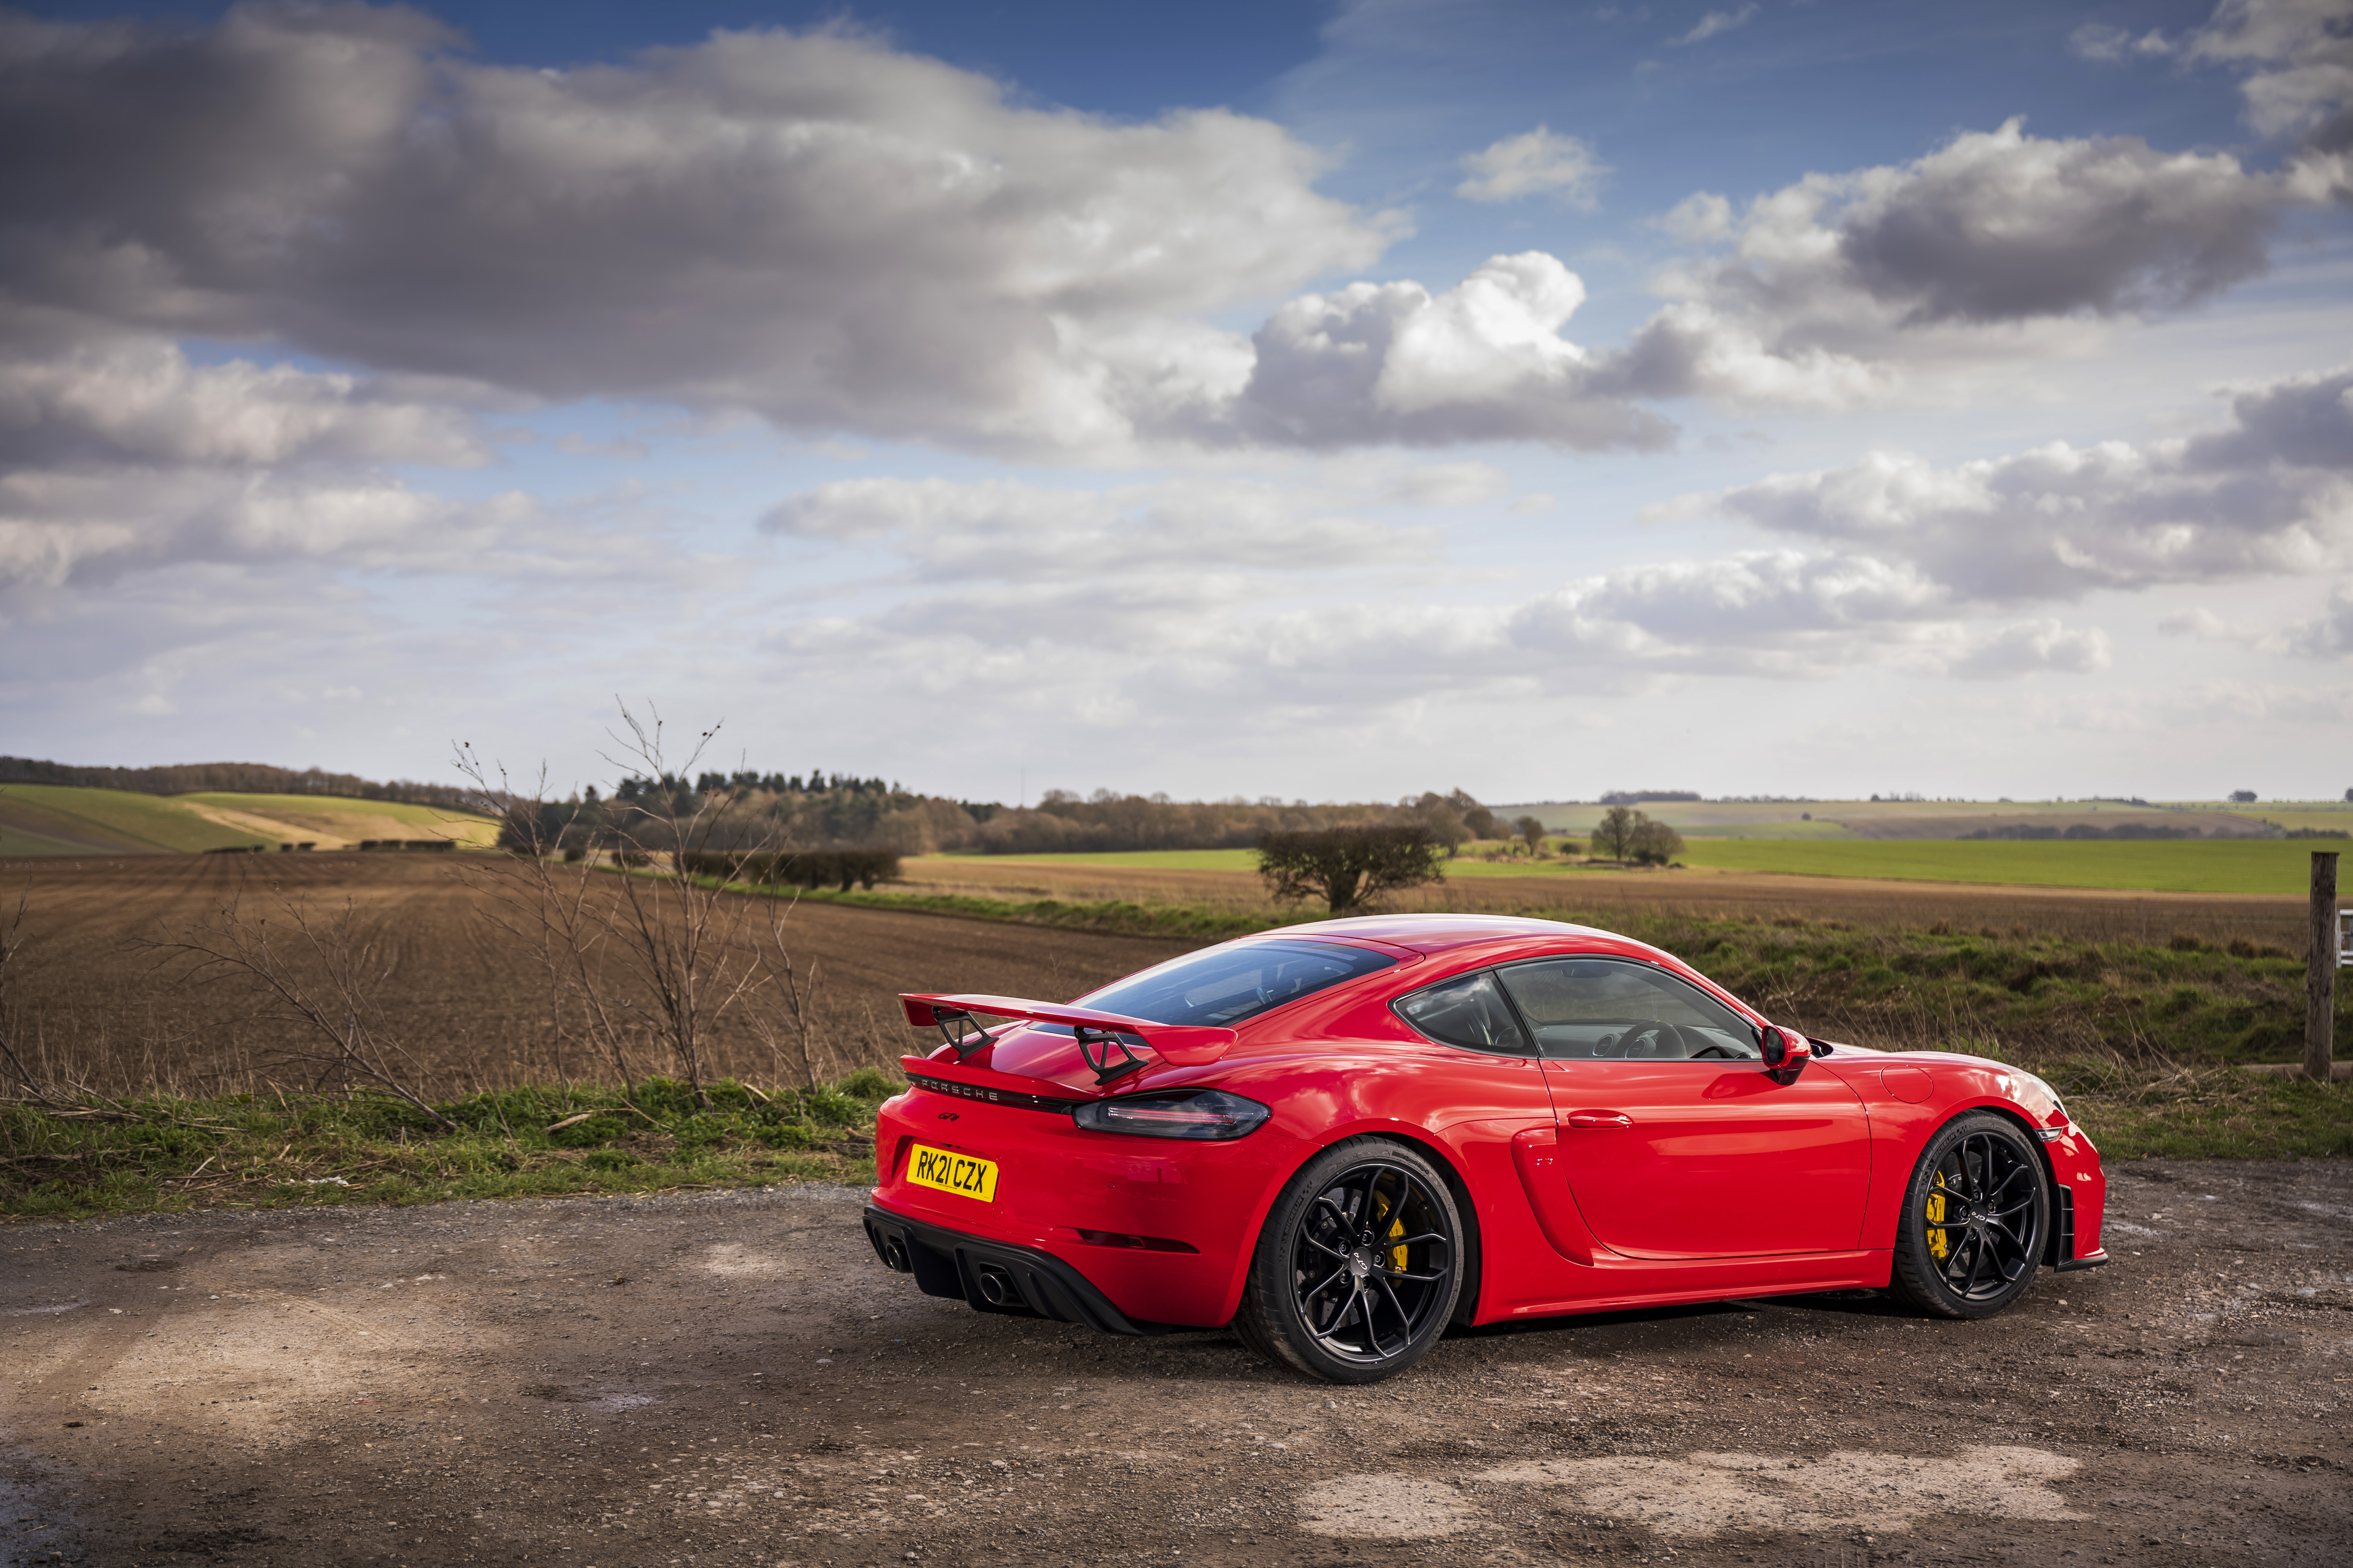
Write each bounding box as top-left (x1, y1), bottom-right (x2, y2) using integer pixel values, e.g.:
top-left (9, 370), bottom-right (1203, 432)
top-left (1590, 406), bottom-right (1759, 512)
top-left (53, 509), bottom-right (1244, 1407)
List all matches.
top-left (1565, 1111), bottom-right (1632, 1129)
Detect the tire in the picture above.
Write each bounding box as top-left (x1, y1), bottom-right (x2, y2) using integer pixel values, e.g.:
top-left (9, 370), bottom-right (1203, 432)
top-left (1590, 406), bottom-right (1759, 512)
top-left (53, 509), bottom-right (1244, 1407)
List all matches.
top-left (1234, 1138), bottom-right (1465, 1384)
top-left (1889, 1111), bottom-right (2050, 1319)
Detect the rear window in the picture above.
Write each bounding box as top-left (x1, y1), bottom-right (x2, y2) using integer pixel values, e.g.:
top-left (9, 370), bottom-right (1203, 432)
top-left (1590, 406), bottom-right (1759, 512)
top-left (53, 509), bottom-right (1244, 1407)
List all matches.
top-left (1067, 940), bottom-right (1399, 1029)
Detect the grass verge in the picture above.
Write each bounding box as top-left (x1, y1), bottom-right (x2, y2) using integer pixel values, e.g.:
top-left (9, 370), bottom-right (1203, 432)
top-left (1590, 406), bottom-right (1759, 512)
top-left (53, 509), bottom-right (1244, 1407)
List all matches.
top-left (3, 1057), bottom-right (2343, 1228)
top-left (0, 1071), bottom-right (898, 1225)
top-left (2039, 1061), bottom-right (2353, 1161)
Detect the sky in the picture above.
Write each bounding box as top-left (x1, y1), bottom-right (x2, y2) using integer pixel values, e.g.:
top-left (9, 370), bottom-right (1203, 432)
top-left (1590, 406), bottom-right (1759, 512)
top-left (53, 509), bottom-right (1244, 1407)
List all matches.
top-left (2, 0), bottom-right (2350, 804)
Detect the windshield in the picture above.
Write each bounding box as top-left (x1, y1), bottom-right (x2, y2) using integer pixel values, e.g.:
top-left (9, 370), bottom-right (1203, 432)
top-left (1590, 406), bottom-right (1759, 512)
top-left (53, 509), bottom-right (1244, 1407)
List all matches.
top-left (1068, 940), bottom-right (1399, 1028)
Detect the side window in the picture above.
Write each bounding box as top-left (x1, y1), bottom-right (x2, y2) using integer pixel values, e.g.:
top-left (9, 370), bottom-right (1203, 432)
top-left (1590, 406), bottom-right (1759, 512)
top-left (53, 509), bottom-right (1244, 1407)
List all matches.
top-left (1393, 971), bottom-right (1533, 1056)
top-left (1496, 958), bottom-right (1760, 1061)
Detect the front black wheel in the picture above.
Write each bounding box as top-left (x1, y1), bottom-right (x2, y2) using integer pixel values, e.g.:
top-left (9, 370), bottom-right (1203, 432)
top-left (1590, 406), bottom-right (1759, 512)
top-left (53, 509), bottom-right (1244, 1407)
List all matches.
top-left (1890, 1112), bottom-right (2049, 1319)
top-left (1234, 1139), bottom-right (1464, 1384)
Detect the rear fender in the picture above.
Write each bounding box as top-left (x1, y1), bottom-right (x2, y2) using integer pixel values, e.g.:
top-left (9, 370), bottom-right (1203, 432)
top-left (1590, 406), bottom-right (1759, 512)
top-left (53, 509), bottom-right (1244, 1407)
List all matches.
top-left (1212, 1116), bottom-right (1492, 1333)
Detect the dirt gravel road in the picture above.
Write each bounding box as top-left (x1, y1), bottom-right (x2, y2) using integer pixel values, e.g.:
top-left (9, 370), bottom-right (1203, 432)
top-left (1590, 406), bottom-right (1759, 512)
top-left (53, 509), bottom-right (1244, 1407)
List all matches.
top-left (5, 1160), bottom-right (2349, 1568)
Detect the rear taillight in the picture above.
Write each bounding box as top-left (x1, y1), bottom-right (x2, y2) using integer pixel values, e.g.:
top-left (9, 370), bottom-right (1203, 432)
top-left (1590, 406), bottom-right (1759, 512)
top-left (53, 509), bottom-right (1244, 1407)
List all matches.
top-left (1071, 1088), bottom-right (1270, 1141)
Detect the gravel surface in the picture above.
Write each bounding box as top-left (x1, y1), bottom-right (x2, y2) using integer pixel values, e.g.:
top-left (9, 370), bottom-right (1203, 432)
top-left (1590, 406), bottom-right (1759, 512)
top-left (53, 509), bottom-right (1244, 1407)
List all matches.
top-left (4, 1160), bottom-right (2349, 1567)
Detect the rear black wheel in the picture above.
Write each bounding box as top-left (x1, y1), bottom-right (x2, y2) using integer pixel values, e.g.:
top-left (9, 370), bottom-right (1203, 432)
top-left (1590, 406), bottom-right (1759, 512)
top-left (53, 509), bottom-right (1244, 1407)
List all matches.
top-left (1890, 1112), bottom-right (2049, 1319)
top-left (1234, 1138), bottom-right (1463, 1384)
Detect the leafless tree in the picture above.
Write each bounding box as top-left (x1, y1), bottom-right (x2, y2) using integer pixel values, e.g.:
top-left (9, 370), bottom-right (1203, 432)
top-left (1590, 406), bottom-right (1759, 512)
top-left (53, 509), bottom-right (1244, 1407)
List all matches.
top-left (451, 754), bottom-right (644, 1093)
top-left (744, 895), bottom-right (824, 1088)
top-left (0, 882), bottom-right (55, 1104)
top-left (454, 700), bottom-right (821, 1106)
top-left (143, 894), bottom-right (456, 1130)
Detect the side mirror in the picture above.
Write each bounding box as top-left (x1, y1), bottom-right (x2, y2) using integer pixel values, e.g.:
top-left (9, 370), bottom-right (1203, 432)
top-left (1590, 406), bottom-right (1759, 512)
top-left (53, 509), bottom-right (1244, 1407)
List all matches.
top-left (1760, 1025), bottom-right (1810, 1071)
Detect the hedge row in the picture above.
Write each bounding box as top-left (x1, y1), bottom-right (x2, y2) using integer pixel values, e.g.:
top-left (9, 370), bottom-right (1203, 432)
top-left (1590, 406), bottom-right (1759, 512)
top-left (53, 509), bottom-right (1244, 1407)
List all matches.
top-left (676, 847), bottom-right (900, 891)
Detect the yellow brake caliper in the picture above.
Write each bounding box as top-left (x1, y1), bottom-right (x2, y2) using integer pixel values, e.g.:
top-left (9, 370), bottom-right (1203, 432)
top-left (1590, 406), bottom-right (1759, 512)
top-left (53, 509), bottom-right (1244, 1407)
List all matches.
top-left (1375, 1193), bottom-right (1408, 1272)
top-left (1926, 1171), bottom-right (1949, 1261)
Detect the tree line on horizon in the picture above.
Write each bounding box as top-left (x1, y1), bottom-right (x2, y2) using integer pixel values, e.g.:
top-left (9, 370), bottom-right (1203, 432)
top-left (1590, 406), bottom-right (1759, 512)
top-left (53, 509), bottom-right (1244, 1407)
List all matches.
top-left (500, 779), bottom-right (1531, 857)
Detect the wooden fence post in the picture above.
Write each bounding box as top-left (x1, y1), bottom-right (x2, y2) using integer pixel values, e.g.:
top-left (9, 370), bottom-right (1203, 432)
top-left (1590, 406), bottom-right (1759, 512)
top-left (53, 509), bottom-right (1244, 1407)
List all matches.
top-left (2310, 851), bottom-right (2340, 1083)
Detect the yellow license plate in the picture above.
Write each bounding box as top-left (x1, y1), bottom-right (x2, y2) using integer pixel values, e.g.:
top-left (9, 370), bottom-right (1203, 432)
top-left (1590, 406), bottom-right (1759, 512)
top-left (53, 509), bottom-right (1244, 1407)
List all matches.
top-left (907, 1143), bottom-right (999, 1203)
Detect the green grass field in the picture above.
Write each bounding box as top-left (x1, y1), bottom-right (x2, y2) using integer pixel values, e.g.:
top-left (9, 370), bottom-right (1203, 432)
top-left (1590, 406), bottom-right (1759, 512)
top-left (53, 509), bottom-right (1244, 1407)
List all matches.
top-left (0, 783), bottom-right (266, 854)
top-left (0, 785), bottom-right (501, 855)
top-left (1672, 837), bottom-right (2330, 894)
top-left (175, 791), bottom-right (502, 847)
top-left (962, 837), bottom-right (2335, 895)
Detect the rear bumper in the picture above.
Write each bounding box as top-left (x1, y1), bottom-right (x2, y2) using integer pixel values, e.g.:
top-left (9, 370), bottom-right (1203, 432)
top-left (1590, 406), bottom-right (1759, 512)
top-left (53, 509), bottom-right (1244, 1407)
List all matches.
top-left (863, 1203), bottom-right (1160, 1336)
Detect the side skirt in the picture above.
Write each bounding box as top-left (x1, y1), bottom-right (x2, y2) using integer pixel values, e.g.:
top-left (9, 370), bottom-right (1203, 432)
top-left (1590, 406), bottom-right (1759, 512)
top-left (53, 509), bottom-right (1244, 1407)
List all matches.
top-left (1479, 1249), bottom-right (1891, 1322)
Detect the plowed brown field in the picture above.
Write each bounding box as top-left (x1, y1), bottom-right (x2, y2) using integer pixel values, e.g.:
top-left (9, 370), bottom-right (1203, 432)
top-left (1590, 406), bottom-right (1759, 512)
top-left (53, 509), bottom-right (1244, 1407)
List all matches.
top-left (2, 854), bottom-right (1195, 1098)
top-left (1, 850), bottom-right (2310, 1099)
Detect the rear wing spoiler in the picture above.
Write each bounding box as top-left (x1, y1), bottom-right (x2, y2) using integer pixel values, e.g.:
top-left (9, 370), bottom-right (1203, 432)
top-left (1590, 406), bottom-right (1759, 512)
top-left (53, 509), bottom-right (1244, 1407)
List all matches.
top-left (899, 991), bottom-right (1236, 1084)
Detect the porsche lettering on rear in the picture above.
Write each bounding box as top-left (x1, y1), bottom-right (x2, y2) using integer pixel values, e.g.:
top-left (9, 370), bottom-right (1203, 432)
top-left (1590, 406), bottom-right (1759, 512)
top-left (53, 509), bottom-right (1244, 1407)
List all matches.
top-left (860, 915), bottom-right (2109, 1384)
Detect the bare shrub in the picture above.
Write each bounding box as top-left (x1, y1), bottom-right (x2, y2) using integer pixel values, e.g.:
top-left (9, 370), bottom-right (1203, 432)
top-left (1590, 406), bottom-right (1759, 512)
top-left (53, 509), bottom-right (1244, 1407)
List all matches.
top-left (141, 894), bottom-right (456, 1129)
top-left (455, 701), bottom-right (828, 1105)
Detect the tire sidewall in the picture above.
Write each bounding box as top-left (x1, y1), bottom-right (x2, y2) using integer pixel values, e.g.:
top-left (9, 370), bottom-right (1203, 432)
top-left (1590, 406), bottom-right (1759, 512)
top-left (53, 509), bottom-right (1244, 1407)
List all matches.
top-left (1243, 1136), bottom-right (1465, 1384)
top-left (1893, 1111), bottom-right (2049, 1320)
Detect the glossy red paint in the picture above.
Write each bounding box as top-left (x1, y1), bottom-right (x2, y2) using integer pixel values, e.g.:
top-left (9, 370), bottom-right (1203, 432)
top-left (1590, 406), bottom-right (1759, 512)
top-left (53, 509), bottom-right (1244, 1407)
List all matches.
top-left (865, 914), bottom-right (2108, 1341)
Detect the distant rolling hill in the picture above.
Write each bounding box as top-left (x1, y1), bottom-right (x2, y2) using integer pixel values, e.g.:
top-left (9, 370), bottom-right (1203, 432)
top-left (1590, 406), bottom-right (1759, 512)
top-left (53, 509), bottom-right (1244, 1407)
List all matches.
top-left (0, 784), bottom-right (501, 856)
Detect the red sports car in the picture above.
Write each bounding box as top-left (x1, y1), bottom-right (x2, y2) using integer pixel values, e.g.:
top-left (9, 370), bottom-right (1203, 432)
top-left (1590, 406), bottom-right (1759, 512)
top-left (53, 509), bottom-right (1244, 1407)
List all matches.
top-left (863, 914), bottom-right (2108, 1383)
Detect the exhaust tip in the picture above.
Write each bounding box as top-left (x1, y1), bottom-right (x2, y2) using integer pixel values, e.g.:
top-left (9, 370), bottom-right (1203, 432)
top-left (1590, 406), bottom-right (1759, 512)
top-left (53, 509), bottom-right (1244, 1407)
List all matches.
top-left (975, 1264), bottom-right (1023, 1307)
top-left (881, 1237), bottom-right (913, 1273)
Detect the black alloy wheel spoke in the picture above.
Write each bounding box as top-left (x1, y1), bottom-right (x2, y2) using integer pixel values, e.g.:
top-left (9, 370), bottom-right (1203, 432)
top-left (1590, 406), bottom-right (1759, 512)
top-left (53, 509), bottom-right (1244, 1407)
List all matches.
top-left (1962, 1230), bottom-right (1992, 1295)
top-left (1372, 1275), bottom-right (1413, 1355)
top-left (1293, 1160), bottom-right (1455, 1363)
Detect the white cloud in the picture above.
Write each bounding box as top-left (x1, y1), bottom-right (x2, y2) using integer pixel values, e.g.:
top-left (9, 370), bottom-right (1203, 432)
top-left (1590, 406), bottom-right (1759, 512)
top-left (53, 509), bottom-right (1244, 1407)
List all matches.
top-left (0, 465), bottom-right (696, 593)
top-left (2067, 23), bottom-right (2174, 64)
top-left (1615, 120), bottom-right (2299, 407)
top-left (1231, 253), bottom-right (1674, 449)
top-left (760, 475), bottom-right (1436, 580)
top-left (2071, 0), bottom-right (2353, 202)
top-left (2276, 582), bottom-right (2353, 655)
top-left (1668, 5), bottom-right (1759, 47)
top-left (1382, 462), bottom-right (1513, 507)
top-left (0, 6), bottom-right (2327, 460)
top-left (0, 6), bottom-right (1394, 457)
top-left (1657, 191), bottom-right (1734, 243)
top-left (2179, 0), bottom-right (2353, 140)
top-left (1455, 127), bottom-right (1607, 207)
top-left (1949, 619), bottom-right (2114, 679)
top-left (1683, 365), bottom-right (2353, 602)
top-left (2158, 605), bottom-right (2245, 641)
top-left (0, 336), bottom-right (487, 468)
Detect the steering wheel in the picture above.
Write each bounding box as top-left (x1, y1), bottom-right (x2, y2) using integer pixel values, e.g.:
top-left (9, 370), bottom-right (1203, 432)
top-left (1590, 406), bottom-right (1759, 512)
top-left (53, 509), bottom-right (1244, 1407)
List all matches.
top-left (1617, 1022), bottom-right (1688, 1060)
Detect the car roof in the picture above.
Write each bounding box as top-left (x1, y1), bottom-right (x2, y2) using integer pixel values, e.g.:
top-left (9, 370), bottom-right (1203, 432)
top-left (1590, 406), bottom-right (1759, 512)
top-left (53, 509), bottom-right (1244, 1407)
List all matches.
top-left (1268, 913), bottom-right (1619, 956)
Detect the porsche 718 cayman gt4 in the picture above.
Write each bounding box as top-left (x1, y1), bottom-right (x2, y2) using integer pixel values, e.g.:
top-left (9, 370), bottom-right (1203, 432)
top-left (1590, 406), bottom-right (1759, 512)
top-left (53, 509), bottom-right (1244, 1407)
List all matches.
top-left (862, 914), bottom-right (2107, 1383)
